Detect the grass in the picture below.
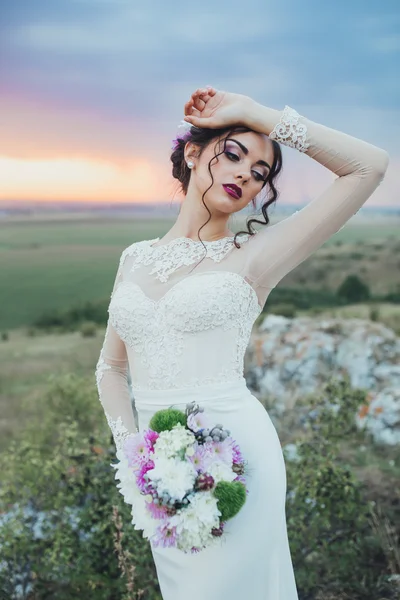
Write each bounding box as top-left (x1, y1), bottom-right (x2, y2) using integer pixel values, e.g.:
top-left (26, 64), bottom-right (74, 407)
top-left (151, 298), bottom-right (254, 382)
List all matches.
top-left (1, 214), bottom-right (400, 330)
top-left (0, 326), bottom-right (103, 452)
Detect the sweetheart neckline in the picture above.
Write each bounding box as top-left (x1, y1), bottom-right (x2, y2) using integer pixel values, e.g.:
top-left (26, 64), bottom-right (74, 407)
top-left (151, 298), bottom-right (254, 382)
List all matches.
top-left (114, 270), bottom-right (263, 311)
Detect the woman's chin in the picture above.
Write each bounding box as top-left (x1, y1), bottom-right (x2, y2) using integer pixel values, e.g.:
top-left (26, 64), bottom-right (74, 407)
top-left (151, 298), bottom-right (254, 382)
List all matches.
top-left (209, 195), bottom-right (244, 214)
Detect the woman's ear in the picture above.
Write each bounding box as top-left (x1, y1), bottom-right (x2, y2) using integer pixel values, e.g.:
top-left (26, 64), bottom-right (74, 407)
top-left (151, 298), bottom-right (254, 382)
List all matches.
top-left (184, 141), bottom-right (200, 165)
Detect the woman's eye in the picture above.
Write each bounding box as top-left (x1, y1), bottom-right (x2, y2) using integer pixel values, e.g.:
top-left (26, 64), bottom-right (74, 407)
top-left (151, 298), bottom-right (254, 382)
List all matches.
top-left (253, 172), bottom-right (265, 182)
top-left (225, 151), bottom-right (239, 161)
top-left (226, 151), bottom-right (266, 182)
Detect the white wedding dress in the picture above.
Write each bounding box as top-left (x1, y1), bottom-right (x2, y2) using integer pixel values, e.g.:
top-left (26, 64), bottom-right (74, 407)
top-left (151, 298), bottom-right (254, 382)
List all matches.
top-left (95, 106), bottom-right (389, 600)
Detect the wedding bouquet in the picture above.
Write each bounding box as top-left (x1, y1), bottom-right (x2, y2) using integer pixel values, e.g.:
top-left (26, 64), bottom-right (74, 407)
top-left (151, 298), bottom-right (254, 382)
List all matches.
top-left (112, 401), bottom-right (249, 554)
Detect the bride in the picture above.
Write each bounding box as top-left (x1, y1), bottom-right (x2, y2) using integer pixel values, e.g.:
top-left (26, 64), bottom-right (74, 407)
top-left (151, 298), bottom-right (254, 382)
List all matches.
top-left (95, 86), bottom-right (389, 599)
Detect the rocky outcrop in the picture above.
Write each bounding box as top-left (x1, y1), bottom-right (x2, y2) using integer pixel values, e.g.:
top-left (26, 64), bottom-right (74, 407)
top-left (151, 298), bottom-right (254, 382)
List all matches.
top-left (245, 315), bottom-right (400, 445)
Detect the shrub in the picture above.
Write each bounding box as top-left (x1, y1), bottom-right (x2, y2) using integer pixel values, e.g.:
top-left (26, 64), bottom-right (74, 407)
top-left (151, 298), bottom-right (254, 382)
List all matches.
top-left (285, 378), bottom-right (398, 599)
top-left (33, 299), bottom-right (109, 332)
top-left (1, 374), bottom-right (398, 599)
top-left (266, 287), bottom-right (343, 311)
top-left (337, 274), bottom-right (370, 303)
top-left (369, 306), bottom-right (380, 322)
top-left (80, 320), bottom-right (97, 338)
top-left (270, 303), bottom-right (297, 318)
top-left (308, 307), bottom-right (324, 316)
top-left (0, 374), bottom-right (160, 599)
top-left (1, 331), bottom-right (8, 341)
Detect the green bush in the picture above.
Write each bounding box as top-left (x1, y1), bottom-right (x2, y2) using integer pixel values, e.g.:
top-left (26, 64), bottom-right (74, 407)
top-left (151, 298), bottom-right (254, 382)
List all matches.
top-left (308, 306), bottom-right (324, 316)
top-left (33, 299), bottom-right (109, 332)
top-left (80, 320), bottom-right (97, 338)
top-left (337, 274), bottom-right (370, 303)
top-left (1, 331), bottom-right (8, 341)
top-left (0, 374), bottom-right (160, 599)
top-left (369, 306), bottom-right (380, 322)
top-left (266, 286), bottom-right (344, 311)
top-left (270, 303), bottom-right (297, 318)
top-left (285, 378), bottom-right (398, 599)
top-left (1, 375), bottom-right (398, 599)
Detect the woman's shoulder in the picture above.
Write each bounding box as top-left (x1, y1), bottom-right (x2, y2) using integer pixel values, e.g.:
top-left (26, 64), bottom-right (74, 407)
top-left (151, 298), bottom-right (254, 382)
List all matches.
top-left (118, 237), bottom-right (159, 268)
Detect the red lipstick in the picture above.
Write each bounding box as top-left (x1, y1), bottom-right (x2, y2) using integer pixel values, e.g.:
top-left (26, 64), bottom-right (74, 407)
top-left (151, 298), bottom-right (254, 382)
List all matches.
top-left (222, 184), bottom-right (242, 199)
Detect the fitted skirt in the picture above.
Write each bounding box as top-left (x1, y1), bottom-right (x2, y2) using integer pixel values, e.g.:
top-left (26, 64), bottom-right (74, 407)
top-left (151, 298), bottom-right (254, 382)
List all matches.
top-left (133, 377), bottom-right (299, 600)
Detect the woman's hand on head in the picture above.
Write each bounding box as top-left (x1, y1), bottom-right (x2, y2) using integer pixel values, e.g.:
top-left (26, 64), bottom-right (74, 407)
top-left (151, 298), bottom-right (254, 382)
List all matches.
top-left (183, 86), bottom-right (254, 129)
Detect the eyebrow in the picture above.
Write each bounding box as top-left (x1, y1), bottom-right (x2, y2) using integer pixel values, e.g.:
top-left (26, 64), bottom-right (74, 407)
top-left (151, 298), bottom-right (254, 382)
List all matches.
top-left (226, 138), bottom-right (271, 170)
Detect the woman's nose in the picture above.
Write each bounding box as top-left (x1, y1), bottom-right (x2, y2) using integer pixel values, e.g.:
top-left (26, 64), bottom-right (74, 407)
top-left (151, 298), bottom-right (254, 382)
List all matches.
top-left (236, 171), bottom-right (250, 183)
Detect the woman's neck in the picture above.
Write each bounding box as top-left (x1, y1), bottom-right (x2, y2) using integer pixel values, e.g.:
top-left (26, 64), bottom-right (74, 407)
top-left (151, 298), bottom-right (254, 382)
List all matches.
top-left (164, 199), bottom-right (234, 242)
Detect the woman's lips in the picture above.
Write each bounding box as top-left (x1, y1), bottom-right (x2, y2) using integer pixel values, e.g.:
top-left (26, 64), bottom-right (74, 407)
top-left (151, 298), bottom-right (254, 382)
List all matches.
top-left (222, 184), bottom-right (241, 199)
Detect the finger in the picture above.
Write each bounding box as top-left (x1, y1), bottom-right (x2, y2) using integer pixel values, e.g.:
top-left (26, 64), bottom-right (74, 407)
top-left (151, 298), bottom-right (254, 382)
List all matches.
top-left (193, 96), bottom-right (206, 111)
top-left (191, 107), bottom-right (202, 118)
top-left (191, 88), bottom-right (209, 102)
top-left (189, 91), bottom-right (206, 112)
top-left (184, 98), bottom-right (194, 116)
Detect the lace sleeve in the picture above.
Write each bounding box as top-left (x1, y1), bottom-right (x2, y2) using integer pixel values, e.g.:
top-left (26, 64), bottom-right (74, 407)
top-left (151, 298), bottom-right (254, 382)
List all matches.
top-left (269, 105), bottom-right (310, 152)
top-left (95, 254), bottom-right (138, 455)
top-left (244, 105), bottom-right (390, 292)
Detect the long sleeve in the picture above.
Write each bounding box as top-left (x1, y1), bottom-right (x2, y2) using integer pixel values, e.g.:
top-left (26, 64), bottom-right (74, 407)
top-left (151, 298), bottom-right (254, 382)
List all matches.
top-left (95, 257), bottom-right (138, 455)
top-left (245, 105), bottom-right (390, 291)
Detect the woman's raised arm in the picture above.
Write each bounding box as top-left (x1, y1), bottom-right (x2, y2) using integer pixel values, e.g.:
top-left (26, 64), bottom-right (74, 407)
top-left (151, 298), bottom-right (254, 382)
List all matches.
top-left (244, 104), bottom-right (390, 291)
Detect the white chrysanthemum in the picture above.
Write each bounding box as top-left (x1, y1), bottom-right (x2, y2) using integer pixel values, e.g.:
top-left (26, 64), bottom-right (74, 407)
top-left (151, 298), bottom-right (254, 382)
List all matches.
top-left (206, 459), bottom-right (237, 484)
top-left (169, 491), bottom-right (221, 552)
top-left (148, 456), bottom-right (197, 501)
top-left (130, 498), bottom-right (158, 539)
top-left (111, 453), bottom-right (157, 538)
top-left (153, 424), bottom-right (196, 459)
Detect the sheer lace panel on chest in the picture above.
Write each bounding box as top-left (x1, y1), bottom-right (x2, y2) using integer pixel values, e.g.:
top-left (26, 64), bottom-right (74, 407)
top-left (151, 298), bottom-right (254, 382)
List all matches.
top-left (118, 233), bottom-right (254, 302)
top-left (121, 234), bottom-right (251, 282)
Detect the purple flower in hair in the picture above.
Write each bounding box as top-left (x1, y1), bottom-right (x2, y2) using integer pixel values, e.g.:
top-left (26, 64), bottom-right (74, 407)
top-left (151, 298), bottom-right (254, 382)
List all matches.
top-left (171, 119), bottom-right (193, 150)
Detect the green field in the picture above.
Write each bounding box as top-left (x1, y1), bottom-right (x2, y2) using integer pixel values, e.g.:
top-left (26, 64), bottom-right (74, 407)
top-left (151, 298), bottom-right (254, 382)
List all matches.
top-left (1, 213), bottom-right (400, 330)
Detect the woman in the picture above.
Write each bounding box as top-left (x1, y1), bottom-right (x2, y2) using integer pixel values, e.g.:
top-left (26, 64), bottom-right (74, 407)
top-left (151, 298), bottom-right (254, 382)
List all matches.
top-left (95, 86), bottom-right (389, 599)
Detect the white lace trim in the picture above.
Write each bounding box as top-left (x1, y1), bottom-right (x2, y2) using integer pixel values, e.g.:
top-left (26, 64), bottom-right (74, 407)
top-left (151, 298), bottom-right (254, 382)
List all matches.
top-left (105, 412), bottom-right (138, 454)
top-left (269, 105), bottom-right (310, 153)
top-left (120, 233), bottom-right (252, 283)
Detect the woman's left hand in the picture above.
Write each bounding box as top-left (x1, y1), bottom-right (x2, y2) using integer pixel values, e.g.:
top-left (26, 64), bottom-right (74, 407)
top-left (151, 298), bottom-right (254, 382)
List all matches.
top-left (183, 86), bottom-right (254, 129)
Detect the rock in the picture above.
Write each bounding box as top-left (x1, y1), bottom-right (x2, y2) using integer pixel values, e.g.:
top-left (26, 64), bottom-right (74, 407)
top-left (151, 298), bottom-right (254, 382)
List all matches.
top-left (356, 387), bottom-right (400, 446)
top-left (245, 315), bottom-right (400, 445)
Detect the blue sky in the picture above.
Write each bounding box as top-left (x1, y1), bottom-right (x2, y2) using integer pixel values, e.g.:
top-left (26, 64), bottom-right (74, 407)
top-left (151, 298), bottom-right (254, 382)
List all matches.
top-left (0, 0), bottom-right (399, 205)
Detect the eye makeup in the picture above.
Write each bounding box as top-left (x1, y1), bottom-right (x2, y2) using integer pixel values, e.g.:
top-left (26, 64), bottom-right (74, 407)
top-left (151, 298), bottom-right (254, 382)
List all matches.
top-left (224, 139), bottom-right (269, 181)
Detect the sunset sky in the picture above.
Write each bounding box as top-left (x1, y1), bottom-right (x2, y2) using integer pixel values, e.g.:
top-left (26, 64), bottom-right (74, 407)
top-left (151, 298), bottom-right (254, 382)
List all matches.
top-left (1, 0), bottom-right (399, 206)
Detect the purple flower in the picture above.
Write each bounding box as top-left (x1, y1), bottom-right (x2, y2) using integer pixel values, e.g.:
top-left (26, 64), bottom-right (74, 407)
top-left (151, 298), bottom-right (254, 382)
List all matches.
top-left (143, 429), bottom-right (159, 450)
top-left (171, 127), bottom-right (192, 150)
top-left (187, 412), bottom-right (208, 433)
top-left (230, 440), bottom-right (244, 465)
top-left (188, 444), bottom-right (207, 472)
top-left (210, 440), bottom-right (233, 466)
top-left (152, 523), bottom-right (178, 548)
top-left (146, 501), bottom-right (168, 520)
top-left (136, 460), bottom-right (155, 493)
top-left (124, 433), bottom-right (150, 469)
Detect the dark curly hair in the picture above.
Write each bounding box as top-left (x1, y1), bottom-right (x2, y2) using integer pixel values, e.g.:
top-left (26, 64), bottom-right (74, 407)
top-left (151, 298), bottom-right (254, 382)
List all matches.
top-left (170, 124), bottom-right (283, 252)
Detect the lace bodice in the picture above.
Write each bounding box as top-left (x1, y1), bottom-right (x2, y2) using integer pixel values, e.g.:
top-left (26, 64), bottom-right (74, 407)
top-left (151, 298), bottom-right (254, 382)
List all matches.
top-left (109, 268), bottom-right (261, 392)
top-left (95, 105), bottom-right (389, 453)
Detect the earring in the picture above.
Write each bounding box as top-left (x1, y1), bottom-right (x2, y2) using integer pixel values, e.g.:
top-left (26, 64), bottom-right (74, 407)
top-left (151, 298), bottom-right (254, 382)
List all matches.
top-left (187, 160), bottom-right (194, 169)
